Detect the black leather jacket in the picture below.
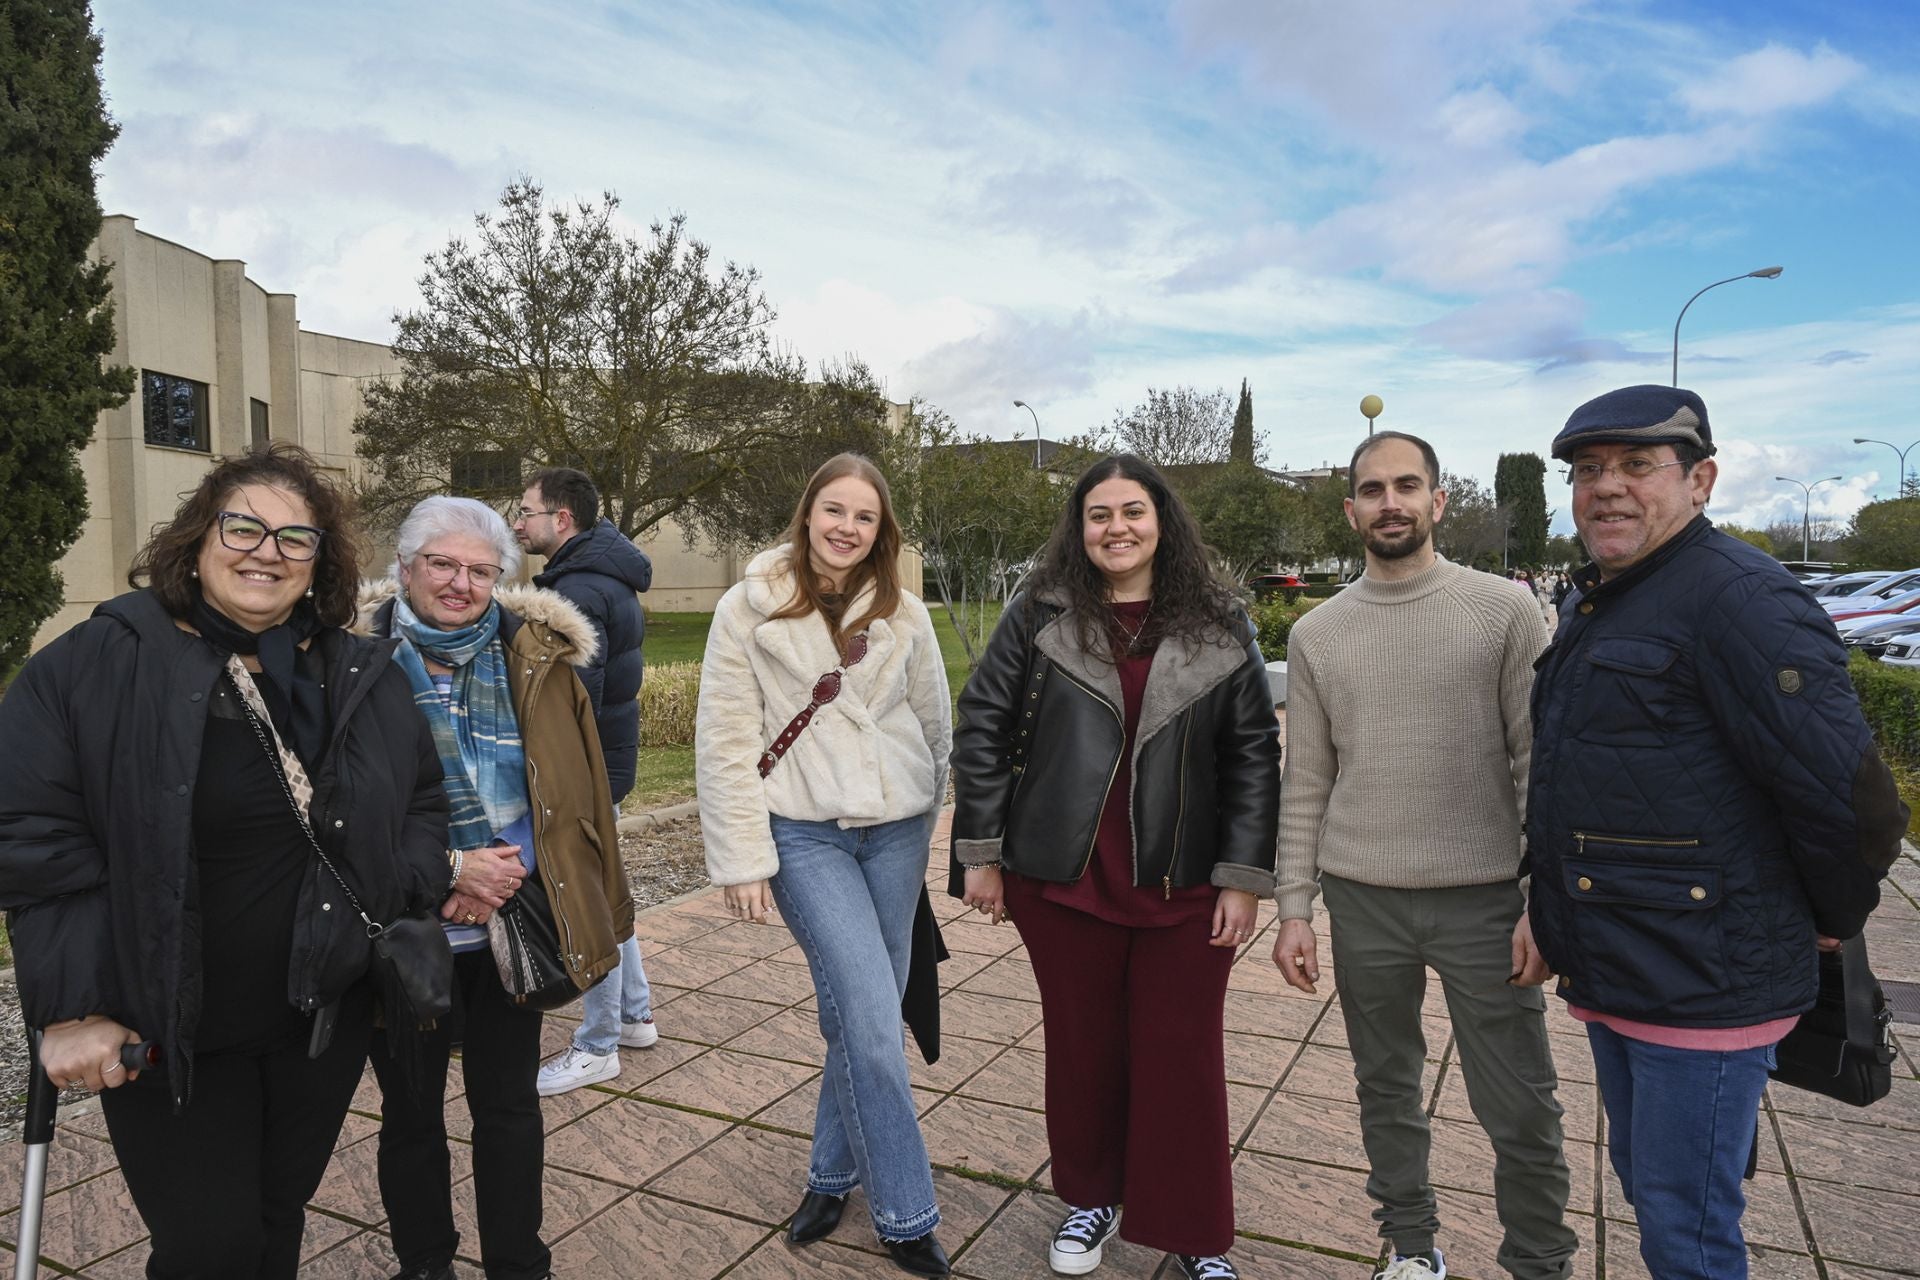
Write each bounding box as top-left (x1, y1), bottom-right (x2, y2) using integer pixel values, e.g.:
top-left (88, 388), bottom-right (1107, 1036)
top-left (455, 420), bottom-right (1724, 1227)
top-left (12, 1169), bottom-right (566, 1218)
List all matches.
top-left (949, 590), bottom-right (1280, 897)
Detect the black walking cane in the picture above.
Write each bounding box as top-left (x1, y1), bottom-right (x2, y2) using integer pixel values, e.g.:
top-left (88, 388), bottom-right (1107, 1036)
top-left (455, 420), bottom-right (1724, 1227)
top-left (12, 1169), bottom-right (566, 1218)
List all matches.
top-left (15, 1032), bottom-right (157, 1280)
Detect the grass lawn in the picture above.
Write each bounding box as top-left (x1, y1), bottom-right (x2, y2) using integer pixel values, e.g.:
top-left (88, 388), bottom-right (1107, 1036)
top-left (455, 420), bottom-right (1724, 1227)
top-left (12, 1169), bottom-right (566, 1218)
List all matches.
top-left (625, 743), bottom-right (697, 813)
top-left (927, 600), bottom-right (1001, 702)
top-left (642, 611), bottom-right (714, 667)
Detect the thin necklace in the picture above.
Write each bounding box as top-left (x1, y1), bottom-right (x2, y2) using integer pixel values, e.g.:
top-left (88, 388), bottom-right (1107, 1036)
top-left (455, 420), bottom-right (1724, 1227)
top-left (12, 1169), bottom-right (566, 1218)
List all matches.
top-left (1111, 599), bottom-right (1153, 654)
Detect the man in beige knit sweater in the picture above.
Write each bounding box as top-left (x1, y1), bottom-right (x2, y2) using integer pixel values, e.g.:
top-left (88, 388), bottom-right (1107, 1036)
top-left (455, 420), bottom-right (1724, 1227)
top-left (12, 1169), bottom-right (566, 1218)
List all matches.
top-left (1271, 433), bottom-right (1576, 1280)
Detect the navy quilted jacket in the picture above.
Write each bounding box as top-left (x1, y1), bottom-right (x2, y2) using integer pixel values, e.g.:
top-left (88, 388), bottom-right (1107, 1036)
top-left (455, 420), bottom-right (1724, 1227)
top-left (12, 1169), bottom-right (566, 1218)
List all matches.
top-left (1527, 516), bottom-right (1906, 1027)
top-left (532, 520), bottom-right (651, 802)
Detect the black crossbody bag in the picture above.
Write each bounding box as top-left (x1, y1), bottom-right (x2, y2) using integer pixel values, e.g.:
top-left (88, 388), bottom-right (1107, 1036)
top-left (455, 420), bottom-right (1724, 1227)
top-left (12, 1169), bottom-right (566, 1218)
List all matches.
top-left (224, 660), bottom-right (454, 1034)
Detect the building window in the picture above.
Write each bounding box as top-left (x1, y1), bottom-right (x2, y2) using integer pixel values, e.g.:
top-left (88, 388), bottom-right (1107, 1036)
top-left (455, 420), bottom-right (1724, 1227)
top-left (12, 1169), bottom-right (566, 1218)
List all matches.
top-left (451, 450), bottom-right (519, 498)
top-left (250, 398), bottom-right (270, 447)
top-left (142, 370), bottom-right (210, 452)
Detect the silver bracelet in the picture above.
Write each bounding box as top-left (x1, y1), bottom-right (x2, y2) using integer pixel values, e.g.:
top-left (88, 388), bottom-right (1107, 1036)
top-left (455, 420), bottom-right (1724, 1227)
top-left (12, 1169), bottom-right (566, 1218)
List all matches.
top-left (449, 847), bottom-right (465, 892)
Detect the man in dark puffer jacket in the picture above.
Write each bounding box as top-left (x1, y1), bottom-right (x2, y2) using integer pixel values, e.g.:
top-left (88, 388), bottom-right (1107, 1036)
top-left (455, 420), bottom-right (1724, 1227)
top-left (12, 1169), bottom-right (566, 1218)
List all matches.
top-left (513, 467), bottom-right (661, 1095)
top-left (1526, 385), bottom-right (1906, 1280)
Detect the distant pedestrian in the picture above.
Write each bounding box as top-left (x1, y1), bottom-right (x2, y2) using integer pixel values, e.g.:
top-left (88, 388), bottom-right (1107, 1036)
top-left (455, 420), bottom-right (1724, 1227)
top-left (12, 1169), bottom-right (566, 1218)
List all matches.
top-left (1527, 386), bottom-right (1907, 1279)
top-left (951, 453), bottom-right (1280, 1280)
top-left (513, 467), bottom-right (665, 1096)
top-left (696, 454), bottom-right (955, 1277)
top-left (1272, 432), bottom-right (1576, 1280)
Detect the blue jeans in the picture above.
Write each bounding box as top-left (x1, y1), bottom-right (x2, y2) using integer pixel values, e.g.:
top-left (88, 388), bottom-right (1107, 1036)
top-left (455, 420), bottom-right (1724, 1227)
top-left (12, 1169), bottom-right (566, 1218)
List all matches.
top-left (569, 935), bottom-right (654, 1056)
top-left (769, 812), bottom-right (938, 1242)
top-left (1586, 1022), bottom-right (1776, 1279)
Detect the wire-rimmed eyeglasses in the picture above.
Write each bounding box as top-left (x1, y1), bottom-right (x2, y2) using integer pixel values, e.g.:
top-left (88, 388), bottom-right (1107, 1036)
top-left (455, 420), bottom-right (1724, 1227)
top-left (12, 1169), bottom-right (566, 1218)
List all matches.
top-left (216, 511), bottom-right (326, 561)
top-left (1562, 459), bottom-right (1687, 488)
top-left (415, 552), bottom-right (505, 589)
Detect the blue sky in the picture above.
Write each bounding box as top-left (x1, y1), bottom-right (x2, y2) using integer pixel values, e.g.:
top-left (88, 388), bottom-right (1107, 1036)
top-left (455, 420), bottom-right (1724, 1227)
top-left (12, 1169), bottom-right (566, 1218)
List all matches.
top-left (94, 0), bottom-right (1920, 534)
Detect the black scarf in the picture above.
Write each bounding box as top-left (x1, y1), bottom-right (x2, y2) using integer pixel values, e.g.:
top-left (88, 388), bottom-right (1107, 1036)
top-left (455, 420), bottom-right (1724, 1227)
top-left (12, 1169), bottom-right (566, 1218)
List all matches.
top-left (189, 592), bottom-right (328, 767)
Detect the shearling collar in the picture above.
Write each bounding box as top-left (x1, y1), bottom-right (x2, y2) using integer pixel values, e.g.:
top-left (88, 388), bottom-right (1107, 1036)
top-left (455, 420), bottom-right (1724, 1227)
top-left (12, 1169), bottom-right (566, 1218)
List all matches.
top-left (1029, 585), bottom-right (1250, 749)
top-left (735, 545), bottom-right (899, 687)
top-left (354, 578), bottom-right (600, 668)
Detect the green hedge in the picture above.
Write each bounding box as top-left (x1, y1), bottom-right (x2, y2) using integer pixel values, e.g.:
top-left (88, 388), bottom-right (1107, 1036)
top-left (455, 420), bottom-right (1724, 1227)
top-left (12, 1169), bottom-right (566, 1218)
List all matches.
top-left (1250, 597), bottom-right (1322, 662)
top-left (1849, 653), bottom-right (1920, 836)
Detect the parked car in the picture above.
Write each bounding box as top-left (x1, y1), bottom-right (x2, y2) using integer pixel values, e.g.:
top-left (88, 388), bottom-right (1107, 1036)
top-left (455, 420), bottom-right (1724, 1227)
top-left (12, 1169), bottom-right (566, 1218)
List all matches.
top-left (1246, 573), bottom-right (1307, 602)
top-left (1879, 634), bottom-right (1920, 668)
top-left (1822, 569), bottom-right (1920, 612)
top-left (1813, 570), bottom-right (1904, 600)
top-left (1831, 585), bottom-right (1920, 625)
top-left (1844, 615), bottom-right (1920, 659)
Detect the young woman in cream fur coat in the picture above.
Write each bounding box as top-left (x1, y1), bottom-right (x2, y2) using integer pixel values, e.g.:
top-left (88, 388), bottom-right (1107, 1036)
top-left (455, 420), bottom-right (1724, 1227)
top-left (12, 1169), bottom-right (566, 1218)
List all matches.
top-left (695, 453), bottom-right (953, 1278)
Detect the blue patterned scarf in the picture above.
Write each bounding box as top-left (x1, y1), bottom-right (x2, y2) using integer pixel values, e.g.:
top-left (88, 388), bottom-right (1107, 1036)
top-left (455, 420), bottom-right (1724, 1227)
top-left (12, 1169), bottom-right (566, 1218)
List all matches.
top-left (389, 596), bottom-right (530, 852)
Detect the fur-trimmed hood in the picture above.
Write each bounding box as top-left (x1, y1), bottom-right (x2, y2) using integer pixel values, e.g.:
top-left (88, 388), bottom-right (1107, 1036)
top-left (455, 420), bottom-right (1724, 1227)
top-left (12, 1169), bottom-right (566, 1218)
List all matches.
top-left (355, 578), bottom-right (600, 668)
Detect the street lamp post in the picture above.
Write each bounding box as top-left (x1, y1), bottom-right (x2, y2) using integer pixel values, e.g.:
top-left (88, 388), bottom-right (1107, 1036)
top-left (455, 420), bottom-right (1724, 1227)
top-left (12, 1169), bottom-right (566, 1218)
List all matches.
top-left (1852, 437), bottom-right (1920, 500)
top-left (1360, 394), bottom-right (1383, 436)
top-left (1012, 400), bottom-right (1042, 468)
top-left (1672, 266), bottom-right (1783, 386)
top-left (1774, 474), bottom-right (1844, 562)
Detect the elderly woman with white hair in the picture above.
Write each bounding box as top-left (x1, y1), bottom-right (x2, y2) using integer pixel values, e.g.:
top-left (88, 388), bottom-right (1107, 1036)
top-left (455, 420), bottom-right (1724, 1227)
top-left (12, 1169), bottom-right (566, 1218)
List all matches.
top-left (364, 495), bottom-right (633, 1280)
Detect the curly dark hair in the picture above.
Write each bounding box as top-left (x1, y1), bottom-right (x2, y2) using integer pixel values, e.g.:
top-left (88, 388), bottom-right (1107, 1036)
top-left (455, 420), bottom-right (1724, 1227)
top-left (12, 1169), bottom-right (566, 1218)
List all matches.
top-left (1027, 453), bottom-right (1243, 659)
top-left (128, 442), bottom-right (366, 628)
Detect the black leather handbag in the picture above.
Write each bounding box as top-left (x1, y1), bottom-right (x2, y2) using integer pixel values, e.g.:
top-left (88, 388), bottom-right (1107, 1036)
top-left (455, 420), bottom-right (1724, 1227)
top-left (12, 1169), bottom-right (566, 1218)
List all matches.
top-left (489, 871), bottom-right (593, 1011)
top-left (1770, 933), bottom-right (1894, 1107)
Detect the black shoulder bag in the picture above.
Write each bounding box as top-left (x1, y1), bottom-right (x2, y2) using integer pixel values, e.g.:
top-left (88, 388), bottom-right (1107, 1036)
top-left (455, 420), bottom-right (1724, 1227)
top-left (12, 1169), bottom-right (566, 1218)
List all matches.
top-left (1769, 933), bottom-right (1895, 1107)
top-left (224, 659), bottom-right (454, 1034)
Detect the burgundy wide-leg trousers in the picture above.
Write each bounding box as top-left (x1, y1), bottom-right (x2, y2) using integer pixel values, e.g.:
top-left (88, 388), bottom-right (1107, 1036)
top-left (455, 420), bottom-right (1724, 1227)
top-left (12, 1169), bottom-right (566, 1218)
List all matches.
top-left (1004, 872), bottom-right (1237, 1256)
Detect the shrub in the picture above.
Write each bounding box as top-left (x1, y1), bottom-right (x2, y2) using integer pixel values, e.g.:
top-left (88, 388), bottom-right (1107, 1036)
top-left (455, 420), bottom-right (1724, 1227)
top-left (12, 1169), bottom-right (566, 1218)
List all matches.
top-left (641, 661), bottom-right (701, 746)
top-left (1848, 653), bottom-right (1920, 837)
top-left (1249, 597), bottom-right (1322, 662)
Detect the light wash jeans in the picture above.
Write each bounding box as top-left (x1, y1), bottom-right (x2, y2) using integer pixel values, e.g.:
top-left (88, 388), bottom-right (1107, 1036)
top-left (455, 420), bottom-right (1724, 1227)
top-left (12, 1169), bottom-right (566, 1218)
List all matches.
top-left (569, 935), bottom-right (654, 1057)
top-left (768, 812), bottom-right (939, 1242)
top-left (1587, 1022), bottom-right (1776, 1279)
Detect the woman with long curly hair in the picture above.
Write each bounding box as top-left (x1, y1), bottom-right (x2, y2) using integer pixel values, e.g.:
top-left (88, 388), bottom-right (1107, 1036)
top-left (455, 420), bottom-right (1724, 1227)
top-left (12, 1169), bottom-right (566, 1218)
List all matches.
top-left (950, 454), bottom-right (1280, 1280)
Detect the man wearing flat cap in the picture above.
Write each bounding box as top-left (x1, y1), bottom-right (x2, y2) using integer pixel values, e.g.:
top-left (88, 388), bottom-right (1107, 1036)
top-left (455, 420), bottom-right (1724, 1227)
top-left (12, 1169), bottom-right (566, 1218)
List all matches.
top-left (1523, 384), bottom-right (1906, 1278)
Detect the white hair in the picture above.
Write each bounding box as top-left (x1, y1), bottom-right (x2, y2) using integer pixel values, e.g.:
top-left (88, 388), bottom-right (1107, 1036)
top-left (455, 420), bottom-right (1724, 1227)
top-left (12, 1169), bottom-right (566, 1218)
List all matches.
top-left (394, 496), bottom-right (523, 579)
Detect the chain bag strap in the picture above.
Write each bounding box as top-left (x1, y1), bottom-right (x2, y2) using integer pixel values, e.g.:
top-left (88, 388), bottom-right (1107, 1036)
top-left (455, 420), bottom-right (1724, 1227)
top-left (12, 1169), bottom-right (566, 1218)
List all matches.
top-left (223, 655), bottom-right (453, 1027)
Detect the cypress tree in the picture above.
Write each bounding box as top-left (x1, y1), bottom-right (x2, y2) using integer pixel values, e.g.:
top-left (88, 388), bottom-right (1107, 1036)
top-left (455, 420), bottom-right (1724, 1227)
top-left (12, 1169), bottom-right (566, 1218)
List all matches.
top-left (0, 2), bottom-right (131, 672)
top-left (1494, 452), bottom-right (1550, 568)
top-left (1230, 378), bottom-right (1254, 463)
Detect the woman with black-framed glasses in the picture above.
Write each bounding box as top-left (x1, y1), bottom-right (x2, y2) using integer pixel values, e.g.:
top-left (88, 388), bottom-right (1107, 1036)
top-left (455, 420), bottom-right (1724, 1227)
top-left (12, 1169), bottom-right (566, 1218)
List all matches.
top-left (695, 454), bottom-right (954, 1277)
top-left (0, 443), bottom-right (451, 1277)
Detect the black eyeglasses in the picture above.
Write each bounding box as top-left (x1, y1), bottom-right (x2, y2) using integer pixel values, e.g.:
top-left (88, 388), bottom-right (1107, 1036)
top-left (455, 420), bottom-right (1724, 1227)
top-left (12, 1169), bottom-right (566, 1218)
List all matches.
top-left (216, 511), bottom-right (326, 561)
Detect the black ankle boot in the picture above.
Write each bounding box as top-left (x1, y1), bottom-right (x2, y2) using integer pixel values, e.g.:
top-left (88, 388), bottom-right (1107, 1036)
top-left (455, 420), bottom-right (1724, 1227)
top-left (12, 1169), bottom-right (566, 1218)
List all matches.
top-left (885, 1233), bottom-right (951, 1278)
top-left (788, 1188), bottom-right (848, 1245)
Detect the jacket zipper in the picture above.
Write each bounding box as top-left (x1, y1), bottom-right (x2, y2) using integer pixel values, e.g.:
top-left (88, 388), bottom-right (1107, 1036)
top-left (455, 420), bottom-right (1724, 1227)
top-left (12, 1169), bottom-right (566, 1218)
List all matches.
top-left (1050, 666), bottom-right (1124, 879)
top-left (1163, 717), bottom-right (1194, 898)
top-left (522, 663), bottom-right (582, 975)
top-left (1573, 831), bottom-right (1701, 854)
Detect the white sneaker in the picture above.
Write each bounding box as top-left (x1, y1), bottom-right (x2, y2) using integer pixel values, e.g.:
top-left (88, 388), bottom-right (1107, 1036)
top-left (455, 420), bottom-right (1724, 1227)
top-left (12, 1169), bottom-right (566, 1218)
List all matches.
top-left (619, 1017), bottom-right (659, 1049)
top-left (535, 1046), bottom-right (620, 1096)
top-left (1375, 1248), bottom-right (1446, 1279)
top-left (1049, 1205), bottom-right (1120, 1275)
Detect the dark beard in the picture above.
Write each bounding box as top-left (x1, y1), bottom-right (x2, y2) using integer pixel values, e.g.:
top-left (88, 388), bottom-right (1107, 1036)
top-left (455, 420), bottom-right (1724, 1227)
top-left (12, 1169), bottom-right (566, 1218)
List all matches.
top-left (1364, 524), bottom-right (1427, 560)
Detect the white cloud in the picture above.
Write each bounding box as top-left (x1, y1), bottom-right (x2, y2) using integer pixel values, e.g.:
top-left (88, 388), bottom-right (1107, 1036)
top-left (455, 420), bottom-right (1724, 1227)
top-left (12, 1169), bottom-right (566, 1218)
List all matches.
top-left (897, 308), bottom-right (1107, 431)
top-left (1680, 42), bottom-right (1863, 118)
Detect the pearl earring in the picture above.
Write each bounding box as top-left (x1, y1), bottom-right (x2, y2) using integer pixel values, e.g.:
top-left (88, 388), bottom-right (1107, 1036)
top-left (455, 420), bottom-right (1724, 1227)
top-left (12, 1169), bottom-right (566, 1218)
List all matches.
top-left (190, 569), bottom-right (199, 579)
top-left (305, 586), bottom-right (315, 598)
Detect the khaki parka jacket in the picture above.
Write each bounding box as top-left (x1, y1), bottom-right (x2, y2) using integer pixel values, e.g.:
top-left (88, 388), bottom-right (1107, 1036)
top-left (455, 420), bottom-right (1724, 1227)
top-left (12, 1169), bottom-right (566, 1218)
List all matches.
top-left (361, 582), bottom-right (634, 992)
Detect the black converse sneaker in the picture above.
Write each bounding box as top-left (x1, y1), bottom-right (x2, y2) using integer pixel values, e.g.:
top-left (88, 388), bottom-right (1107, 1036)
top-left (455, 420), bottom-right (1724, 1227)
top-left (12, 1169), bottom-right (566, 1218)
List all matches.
top-left (1175, 1255), bottom-right (1239, 1280)
top-left (1048, 1205), bottom-right (1121, 1275)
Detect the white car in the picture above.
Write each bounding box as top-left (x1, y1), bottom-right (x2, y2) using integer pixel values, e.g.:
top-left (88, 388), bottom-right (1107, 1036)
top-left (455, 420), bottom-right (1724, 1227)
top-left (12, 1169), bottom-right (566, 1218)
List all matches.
top-left (1879, 635), bottom-right (1920, 667)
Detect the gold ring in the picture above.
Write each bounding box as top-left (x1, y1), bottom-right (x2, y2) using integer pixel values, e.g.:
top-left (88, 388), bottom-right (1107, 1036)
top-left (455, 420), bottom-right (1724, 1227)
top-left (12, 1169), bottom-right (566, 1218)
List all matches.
top-left (465, 912), bottom-right (478, 923)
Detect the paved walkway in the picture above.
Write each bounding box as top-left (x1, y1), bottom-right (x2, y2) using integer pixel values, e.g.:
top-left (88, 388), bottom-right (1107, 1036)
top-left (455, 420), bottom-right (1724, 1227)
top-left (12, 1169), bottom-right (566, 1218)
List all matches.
top-left (6, 819), bottom-right (1920, 1277)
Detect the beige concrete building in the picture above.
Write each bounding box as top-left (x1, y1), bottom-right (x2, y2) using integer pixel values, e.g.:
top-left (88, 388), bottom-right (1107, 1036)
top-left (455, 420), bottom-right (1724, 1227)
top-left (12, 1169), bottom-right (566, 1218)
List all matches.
top-left (36, 217), bottom-right (916, 648)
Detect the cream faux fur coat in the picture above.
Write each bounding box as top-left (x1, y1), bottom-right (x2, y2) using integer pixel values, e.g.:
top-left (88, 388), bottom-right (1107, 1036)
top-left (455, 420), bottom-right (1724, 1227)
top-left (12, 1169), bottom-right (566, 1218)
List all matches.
top-left (697, 546), bottom-right (952, 886)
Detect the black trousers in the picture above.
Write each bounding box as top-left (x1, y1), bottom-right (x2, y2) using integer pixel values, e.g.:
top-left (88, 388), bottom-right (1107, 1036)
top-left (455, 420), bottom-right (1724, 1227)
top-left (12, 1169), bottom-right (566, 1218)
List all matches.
top-left (371, 947), bottom-right (549, 1280)
top-left (99, 987), bottom-right (373, 1279)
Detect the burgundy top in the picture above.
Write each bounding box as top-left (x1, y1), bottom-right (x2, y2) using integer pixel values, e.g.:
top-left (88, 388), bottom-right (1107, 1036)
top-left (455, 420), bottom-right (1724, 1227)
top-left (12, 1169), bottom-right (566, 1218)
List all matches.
top-left (1041, 600), bottom-right (1216, 928)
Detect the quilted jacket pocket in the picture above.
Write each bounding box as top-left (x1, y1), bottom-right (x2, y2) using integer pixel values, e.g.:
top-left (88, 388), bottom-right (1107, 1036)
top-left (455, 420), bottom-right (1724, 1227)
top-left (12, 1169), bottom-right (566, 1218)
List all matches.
top-left (1563, 855), bottom-right (1730, 1020)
